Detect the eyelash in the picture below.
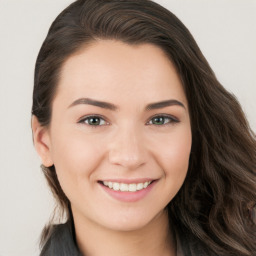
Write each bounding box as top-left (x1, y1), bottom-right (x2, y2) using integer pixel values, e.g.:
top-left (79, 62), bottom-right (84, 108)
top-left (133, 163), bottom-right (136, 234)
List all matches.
top-left (78, 114), bottom-right (180, 128)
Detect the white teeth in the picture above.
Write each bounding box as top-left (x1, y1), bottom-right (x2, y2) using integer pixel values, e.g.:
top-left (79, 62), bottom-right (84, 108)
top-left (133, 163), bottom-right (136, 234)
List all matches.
top-left (102, 181), bottom-right (152, 192)
top-left (120, 183), bottom-right (129, 192)
top-left (136, 183), bottom-right (144, 190)
top-left (128, 184), bottom-right (137, 192)
top-left (113, 182), bottom-right (119, 191)
top-left (143, 181), bottom-right (149, 188)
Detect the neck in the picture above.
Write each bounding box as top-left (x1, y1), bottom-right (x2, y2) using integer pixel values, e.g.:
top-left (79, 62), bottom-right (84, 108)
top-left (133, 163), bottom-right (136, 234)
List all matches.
top-left (73, 209), bottom-right (176, 256)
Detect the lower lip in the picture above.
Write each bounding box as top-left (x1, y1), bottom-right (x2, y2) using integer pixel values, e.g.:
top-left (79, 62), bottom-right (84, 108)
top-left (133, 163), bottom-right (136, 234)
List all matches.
top-left (99, 181), bottom-right (156, 202)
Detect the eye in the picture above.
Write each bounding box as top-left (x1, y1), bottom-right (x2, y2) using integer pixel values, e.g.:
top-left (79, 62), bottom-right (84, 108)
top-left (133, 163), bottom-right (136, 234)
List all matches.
top-left (78, 115), bottom-right (108, 127)
top-left (78, 114), bottom-right (179, 128)
top-left (147, 114), bottom-right (179, 126)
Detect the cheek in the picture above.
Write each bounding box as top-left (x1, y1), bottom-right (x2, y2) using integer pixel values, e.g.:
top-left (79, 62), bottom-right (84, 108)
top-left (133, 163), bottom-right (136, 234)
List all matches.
top-left (158, 126), bottom-right (192, 183)
top-left (50, 128), bottom-right (105, 186)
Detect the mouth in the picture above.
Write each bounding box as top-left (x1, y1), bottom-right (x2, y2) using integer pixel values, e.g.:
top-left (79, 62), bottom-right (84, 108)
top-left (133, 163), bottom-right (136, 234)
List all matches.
top-left (98, 180), bottom-right (155, 192)
top-left (97, 179), bottom-right (157, 202)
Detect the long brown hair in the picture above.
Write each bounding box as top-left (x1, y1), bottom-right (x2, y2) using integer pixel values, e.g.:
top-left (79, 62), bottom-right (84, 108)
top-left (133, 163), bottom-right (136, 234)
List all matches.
top-left (32, 0), bottom-right (256, 255)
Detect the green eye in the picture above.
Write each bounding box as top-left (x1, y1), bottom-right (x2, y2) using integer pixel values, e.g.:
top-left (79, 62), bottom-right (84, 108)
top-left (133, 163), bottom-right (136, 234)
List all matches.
top-left (148, 115), bottom-right (179, 126)
top-left (78, 114), bottom-right (179, 128)
top-left (152, 116), bottom-right (167, 125)
top-left (87, 117), bottom-right (101, 125)
top-left (79, 115), bottom-right (107, 126)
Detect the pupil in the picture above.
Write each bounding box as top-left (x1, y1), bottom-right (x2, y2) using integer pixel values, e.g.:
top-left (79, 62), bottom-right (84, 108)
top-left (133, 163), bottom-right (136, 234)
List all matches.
top-left (89, 117), bottom-right (100, 125)
top-left (154, 117), bottom-right (164, 125)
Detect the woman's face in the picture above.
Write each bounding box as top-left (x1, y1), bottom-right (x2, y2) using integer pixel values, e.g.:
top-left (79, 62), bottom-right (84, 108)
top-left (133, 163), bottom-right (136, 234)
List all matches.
top-left (39, 40), bottom-right (191, 231)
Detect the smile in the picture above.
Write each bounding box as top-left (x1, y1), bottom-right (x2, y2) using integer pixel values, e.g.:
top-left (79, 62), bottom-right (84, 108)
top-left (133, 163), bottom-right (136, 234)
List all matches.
top-left (102, 181), bottom-right (152, 192)
top-left (98, 179), bottom-right (157, 202)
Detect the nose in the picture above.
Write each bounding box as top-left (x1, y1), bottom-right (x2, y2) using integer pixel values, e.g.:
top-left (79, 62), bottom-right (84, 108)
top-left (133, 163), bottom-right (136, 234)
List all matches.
top-left (108, 126), bottom-right (147, 170)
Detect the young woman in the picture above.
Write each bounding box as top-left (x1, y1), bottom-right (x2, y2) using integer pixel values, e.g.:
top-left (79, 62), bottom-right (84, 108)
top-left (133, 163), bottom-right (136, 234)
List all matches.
top-left (31, 0), bottom-right (256, 255)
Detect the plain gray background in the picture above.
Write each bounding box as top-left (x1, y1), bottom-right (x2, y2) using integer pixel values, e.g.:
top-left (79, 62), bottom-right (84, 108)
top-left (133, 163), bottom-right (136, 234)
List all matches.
top-left (0, 0), bottom-right (255, 255)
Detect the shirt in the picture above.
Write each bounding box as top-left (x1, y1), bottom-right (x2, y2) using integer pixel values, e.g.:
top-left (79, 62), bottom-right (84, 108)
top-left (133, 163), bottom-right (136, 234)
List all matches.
top-left (40, 221), bottom-right (185, 256)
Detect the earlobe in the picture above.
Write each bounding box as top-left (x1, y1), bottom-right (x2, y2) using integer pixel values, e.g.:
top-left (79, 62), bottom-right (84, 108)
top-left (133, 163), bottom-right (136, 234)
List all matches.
top-left (31, 115), bottom-right (54, 167)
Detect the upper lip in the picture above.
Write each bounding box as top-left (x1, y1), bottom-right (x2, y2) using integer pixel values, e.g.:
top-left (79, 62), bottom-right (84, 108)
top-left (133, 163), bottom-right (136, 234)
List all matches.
top-left (98, 178), bottom-right (156, 184)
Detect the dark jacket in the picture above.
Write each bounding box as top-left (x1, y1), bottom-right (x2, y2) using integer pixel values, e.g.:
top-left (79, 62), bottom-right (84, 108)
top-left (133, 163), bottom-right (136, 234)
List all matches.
top-left (40, 221), bottom-right (81, 256)
top-left (40, 221), bottom-right (214, 256)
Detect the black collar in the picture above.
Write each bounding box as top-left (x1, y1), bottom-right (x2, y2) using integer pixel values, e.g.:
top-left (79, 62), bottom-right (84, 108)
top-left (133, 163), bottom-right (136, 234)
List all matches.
top-left (40, 221), bottom-right (81, 256)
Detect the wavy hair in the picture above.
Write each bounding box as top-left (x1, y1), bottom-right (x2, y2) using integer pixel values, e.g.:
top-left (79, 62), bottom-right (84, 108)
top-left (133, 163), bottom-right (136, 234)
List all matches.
top-left (32, 0), bottom-right (256, 255)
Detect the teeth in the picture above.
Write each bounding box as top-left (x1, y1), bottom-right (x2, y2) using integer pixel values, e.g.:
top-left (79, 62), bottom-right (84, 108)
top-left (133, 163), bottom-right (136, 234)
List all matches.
top-left (136, 183), bottom-right (144, 190)
top-left (113, 182), bottom-right (119, 191)
top-left (128, 184), bottom-right (137, 192)
top-left (120, 183), bottom-right (129, 192)
top-left (144, 181), bottom-right (149, 188)
top-left (102, 181), bottom-right (152, 192)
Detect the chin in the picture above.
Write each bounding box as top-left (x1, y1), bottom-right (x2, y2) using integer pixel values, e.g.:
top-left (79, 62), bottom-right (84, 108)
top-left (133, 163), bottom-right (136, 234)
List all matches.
top-left (97, 209), bottom-right (164, 232)
top-left (103, 219), bottom-right (151, 232)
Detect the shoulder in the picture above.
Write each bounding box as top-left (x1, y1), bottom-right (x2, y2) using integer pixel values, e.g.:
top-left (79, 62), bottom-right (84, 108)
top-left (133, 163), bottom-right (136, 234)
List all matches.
top-left (40, 221), bottom-right (81, 256)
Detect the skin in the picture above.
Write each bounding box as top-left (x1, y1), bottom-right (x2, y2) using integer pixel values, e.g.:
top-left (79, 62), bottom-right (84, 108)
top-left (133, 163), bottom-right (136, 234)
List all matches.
top-left (32, 40), bottom-right (192, 256)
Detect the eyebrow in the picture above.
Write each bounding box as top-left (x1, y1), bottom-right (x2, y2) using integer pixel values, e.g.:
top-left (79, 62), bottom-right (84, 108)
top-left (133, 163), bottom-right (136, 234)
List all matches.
top-left (68, 97), bottom-right (185, 111)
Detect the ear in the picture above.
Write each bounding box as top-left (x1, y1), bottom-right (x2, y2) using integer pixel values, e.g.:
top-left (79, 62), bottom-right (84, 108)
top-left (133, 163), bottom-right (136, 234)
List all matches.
top-left (31, 115), bottom-right (54, 167)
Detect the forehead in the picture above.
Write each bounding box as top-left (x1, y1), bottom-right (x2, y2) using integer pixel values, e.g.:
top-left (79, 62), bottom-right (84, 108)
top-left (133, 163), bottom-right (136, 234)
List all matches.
top-left (56, 40), bottom-right (187, 108)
